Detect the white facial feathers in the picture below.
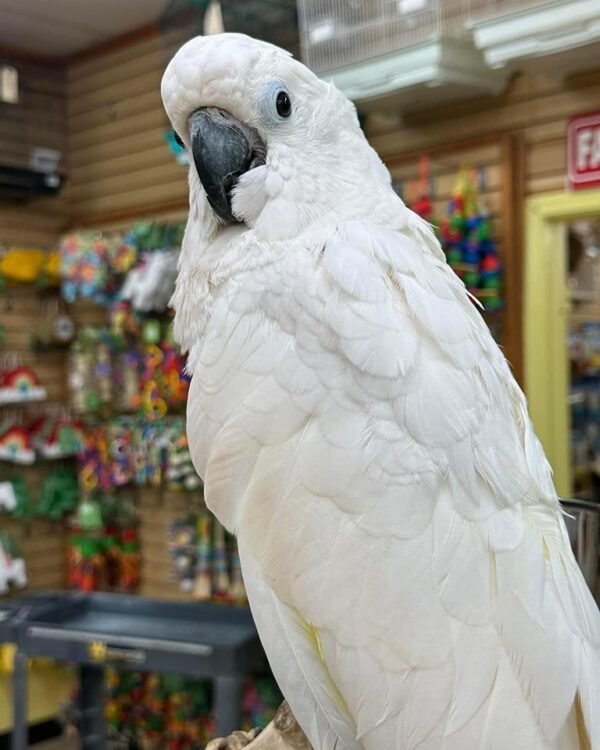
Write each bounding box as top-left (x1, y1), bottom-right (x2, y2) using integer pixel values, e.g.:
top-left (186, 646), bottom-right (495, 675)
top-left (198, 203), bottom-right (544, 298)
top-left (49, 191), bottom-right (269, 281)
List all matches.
top-left (161, 33), bottom-right (398, 237)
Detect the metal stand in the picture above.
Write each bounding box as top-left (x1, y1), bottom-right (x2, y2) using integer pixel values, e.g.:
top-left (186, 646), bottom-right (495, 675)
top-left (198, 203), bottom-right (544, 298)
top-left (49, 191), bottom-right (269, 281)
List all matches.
top-left (4, 593), bottom-right (263, 747)
top-left (79, 665), bottom-right (106, 750)
top-left (11, 650), bottom-right (28, 750)
top-left (215, 675), bottom-right (243, 737)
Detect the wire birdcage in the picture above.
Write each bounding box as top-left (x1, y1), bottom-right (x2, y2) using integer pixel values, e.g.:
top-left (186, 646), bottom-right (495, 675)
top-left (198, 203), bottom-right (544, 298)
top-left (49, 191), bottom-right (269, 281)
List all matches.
top-left (298, 0), bottom-right (557, 73)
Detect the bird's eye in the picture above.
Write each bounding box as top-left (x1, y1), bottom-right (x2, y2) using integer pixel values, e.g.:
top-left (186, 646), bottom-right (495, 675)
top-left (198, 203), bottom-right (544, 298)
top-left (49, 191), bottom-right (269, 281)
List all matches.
top-left (275, 90), bottom-right (292, 119)
top-left (173, 130), bottom-right (184, 148)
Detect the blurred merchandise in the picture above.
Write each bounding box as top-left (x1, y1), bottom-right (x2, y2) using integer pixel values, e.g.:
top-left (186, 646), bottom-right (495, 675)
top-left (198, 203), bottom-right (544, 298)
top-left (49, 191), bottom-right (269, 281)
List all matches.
top-left (242, 676), bottom-right (284, 730)
top-left (0, 247), bottom-right (60, 286)
top-left (29, 412), bottom-right (84, 458)
top-left (0, 359), bottom-right (47, 405)
top-left (63, 668), bottom-right (280, 750)
top-left (0, 411), bottom-right (83, 467)
top-left (0, 477), bottom-right (29, 519)
top-left (77, 415), bottom-right (199, 493)
top-left (67, 493), bottom-right (140, 593)
top-left (409, 155), bottom-right (437, 226)
top-left (0, 248), bottom-right (47, 283)
top-left (0, 531), bottom-right (27, 594)
top-left (37, 469), bottom-right (79, 521)
top-left (0, 468), bottom-right (78, 522)
top-left (30, 299), bottom-right (76, 351)
top-left (567, 221), bottom-right (600, 501)
top-left (0, 419), bottom-right (34, 464)
top-left (60, 230), bottom-right (137, 306)
top-left (440, 168), bottom-right (503, 310)
top-left (60, 222), bottom-right (183, 310)
top-left (120, 249), bottom-right (179, 314)
top-left (0, 480), bottom-right (17, 512)
top-left (68, 326), bottom-right (189, 416)
top-left (167, 510), bottom-right (245, 604)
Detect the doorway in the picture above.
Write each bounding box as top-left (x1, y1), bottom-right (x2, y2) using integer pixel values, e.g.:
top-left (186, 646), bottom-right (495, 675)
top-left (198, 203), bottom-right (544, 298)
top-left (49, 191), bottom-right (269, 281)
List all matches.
top-left (525, 189), bottom-right (600, 500)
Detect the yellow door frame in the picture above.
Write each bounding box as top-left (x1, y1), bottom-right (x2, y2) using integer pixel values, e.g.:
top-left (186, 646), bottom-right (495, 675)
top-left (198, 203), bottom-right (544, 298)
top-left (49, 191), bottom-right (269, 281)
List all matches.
top-left (525, 188), bottom-right (600, 497)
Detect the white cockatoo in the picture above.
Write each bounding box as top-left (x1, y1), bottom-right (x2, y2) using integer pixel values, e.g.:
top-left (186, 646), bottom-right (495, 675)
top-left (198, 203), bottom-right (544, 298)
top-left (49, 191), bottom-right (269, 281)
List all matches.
top-left (162, 34), bottom-right (600, 750)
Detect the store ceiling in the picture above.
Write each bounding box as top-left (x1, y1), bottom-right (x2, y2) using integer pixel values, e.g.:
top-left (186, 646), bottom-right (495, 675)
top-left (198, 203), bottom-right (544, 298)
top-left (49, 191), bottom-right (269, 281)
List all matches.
top-left (0, 0), bottom-right (171, 57)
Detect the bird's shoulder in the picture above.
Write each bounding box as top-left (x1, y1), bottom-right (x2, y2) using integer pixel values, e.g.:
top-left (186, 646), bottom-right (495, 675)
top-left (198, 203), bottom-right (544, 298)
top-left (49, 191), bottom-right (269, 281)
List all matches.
top-left (198, 217), bottom-right (558, 520)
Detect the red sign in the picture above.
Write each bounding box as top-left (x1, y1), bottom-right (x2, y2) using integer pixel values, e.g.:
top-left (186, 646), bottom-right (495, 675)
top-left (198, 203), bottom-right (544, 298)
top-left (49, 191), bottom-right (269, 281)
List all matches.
top-left (568, 112), bottom-right (600, 189)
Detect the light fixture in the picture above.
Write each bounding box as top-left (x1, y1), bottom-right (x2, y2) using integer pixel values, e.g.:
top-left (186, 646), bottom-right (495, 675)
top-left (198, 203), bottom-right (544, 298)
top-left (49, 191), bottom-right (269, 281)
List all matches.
top-left (308, 20), bottom-right (335, 44)
top-left (204, 0), bottom-right (225, 35)
top-left (0, 65), bottom-right (19, 104)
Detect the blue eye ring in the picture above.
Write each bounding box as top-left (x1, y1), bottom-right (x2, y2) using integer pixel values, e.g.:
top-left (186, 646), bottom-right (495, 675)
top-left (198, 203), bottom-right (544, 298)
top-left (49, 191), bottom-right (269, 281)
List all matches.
top-left (276, 90), bottom-right (292, 118)
top-left (261, 81), bottom-right (294, 124)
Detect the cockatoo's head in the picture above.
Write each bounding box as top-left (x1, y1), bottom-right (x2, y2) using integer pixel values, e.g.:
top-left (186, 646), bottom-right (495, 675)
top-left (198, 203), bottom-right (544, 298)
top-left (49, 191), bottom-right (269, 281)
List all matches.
top-left (162, 33), bottom-right (393, 239)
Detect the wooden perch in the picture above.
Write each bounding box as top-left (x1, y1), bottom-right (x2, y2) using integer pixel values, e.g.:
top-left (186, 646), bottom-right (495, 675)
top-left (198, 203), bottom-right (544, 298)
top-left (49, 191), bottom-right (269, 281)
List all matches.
top-left (206, 701), bottom-right (311, 750)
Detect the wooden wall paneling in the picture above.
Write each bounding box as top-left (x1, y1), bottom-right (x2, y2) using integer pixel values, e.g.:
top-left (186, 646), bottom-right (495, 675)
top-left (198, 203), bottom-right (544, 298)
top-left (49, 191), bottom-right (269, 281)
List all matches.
top-left (71, 144), bottom-right (177, 187)
top-left (68, 299), bottom-right (111, 328)
top-left (69, 47), bottom-right (162, 97)
top-left (1, 286), bottom-right (69, 404)
top-left (66, 34), bottom-right (185, 226)
top-left (500, 133), bottom-right (525, 383)
top-left (66, 26), bottom-right (160, 70)
top-left (393, 162), bottom-right (502, 195)
top-left (0, 296), bottom-right (104, 597)
top-left (4, 517), bottom-right (67, 591)
top-left (73, 206), bottom-right (188, 232)
top-left (69, 71), bottom-right (162, 118)
top-left (72, 195), bottom-right (188, 227)
top-left (70, 161), bottom-right (184, 204)
top-left (0, 59), bottom-right (67, 250)
top-left (0, 220), bottom-right (64, 249)
top-left (65, 218), bottom-right (190, 603)
top-left (67, 107), bottom-right (167, 153)
top-left (0, 59), bottom-right (69, 598)
top-left (0, 208), bottom-right (65, 232)
top-left (135, 486), bottom-right (196, 601)
top-left (527, 140), bottom-right (567, 184)
top-left (0, 61), bottom-right (66, 165)
top-left (526, 175), bottom-right (568, 195)
top-left (69, 127), bottom-right (169, 170)
top-left (524, 119), bottom-right (569, 146)
top-left (69, 90), bottom-right (164, 136)
top-left (368, 69), bottom-right (600, 198)
top-left (70, 183), bottom-right (189, 223)
top-left (1, 285), bottom-right (71, 594)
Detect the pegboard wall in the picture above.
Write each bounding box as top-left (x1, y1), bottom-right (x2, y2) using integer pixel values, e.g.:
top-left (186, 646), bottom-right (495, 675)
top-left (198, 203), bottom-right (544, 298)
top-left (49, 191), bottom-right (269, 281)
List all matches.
top-left (0, 283), bottom-right (206, 602)
top-left (0, 58), bottom-right (67, 248)
top-left (63, 226), bottom-right (205, 603)
top-left (389, 144), bottom-right (503, 231)
top-left (136, 487), bottom-right (196, 601)
top-left (0, 57), bottom-right (69, 593)
top-left (1, 286), bottom-right (71, 593)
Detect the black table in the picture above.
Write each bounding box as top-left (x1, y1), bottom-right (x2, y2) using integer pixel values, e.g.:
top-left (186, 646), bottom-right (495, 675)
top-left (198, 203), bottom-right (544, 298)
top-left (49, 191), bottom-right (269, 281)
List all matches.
top-left (8, 592), bottom-right (263, 750)
top-left (0, 593), bottom-right (63, 642)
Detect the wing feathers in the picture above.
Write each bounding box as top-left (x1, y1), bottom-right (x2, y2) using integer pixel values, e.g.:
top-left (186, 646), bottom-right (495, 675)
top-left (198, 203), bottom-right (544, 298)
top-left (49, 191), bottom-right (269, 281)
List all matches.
top-left (188, 217), bottom-right (600, 750)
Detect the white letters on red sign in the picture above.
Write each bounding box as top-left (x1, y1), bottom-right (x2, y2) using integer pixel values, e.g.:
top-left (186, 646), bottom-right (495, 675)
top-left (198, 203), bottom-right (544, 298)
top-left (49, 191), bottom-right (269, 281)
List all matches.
top-left (568, 113), bottom-right (600, 189)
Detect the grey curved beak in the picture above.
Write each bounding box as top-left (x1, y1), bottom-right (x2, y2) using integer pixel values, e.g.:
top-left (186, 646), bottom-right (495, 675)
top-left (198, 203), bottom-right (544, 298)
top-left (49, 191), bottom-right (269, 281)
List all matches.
top-left (189, 107), bottom-right (265, 224)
